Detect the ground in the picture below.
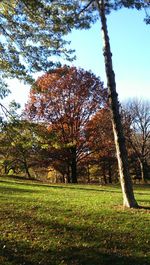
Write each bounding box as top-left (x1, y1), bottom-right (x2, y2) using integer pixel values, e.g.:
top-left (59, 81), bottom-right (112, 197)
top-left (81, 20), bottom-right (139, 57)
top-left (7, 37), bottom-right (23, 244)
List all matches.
top-left (0, 176), bottom-right (150, 265)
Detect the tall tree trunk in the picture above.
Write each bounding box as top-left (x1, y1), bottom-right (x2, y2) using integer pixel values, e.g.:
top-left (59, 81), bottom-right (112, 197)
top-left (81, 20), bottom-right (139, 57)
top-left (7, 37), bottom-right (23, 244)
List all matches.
top-left (139, 159), bottom-right (147, 183)
top-left (87, 164), bottom-right (91, 183)
top-left (108, 159), bottom-right (112, 184)
top-left (102, 160), bottom-right (107, 184)
top-left (24, 161), bottom-right (31, 178)
top-left (67, 165), bottom-right (71, 183)
top-left (96, 0), bottom-right (138, 208)
top-left (70, 146), bottom-right (78, 183)
top-left (4, 163), bottom-right (8, 174)
top-left (65, 164), bottom-right (71, 183)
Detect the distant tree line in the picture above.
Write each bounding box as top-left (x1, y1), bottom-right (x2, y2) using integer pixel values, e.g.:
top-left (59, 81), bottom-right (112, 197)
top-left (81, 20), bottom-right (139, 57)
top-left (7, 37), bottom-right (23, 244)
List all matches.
top-left (1, 66), bottom-right (149, 184)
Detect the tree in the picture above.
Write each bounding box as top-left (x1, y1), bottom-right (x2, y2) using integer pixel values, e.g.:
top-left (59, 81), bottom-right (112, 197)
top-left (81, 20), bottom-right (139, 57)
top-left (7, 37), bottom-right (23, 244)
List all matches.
top-left (0, 118), bottom-right (55, 177)
top-left (72, 0), bottom-right (149, 207)
top-left (52, 0), bottom-right (149, 207)
top-left (25, 66), bottom-right (106, 183)
top-left (95, 0), bottom-right (137, 207)
top-left (1, 0), bottom-right (149, 207)
top-left (1, 120), bottom-right (35, 177)
top-left (0, 0), bottom-right (96, 85)
top-left (123, 99), bottom-right (150, 183)
top-left (86, 108), bottom-right (117, 184)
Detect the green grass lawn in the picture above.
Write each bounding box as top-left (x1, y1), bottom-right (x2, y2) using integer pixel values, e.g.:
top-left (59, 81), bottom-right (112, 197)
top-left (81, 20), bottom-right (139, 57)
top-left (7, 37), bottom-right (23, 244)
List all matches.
top-left (0, 176), bottom-right (150, 265)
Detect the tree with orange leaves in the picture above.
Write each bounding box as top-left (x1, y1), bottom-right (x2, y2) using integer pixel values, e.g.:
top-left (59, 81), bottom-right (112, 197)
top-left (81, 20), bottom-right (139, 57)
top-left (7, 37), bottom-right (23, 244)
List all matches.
top-left (85, 108), bottom-right (117, 183)
top-left (25, 66), bottom-right (107, 183)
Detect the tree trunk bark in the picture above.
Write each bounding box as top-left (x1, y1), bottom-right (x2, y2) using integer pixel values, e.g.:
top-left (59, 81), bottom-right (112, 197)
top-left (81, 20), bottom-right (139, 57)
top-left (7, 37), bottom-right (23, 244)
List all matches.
top-left (24, 162), bottom-right (31, 178)
top-left (139, 159), bottom-right (147, 183)
top-left (96, 0), bottom-right (138, 208)
top-left (87, 164), bottom-right (91, 183)
top-left (102, 160), bottom-right (107, 184)
top-left (70, 146), bottom-right (78, 183)
top-left (108, 159), bottom-right (112, 184)
top-left (66, 164), bottom-right (71, 183)
top-left (4, 163), bottom-right (8, 174)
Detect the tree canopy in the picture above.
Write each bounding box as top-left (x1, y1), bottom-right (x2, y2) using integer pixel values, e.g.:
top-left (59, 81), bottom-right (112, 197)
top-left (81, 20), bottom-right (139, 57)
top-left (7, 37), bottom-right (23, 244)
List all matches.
top-left (0, 0), bottom-right (96, 84)
top-left (25, 66), bottom-right (107, 182)
top-left (0, 0), bottom-right (149, 84)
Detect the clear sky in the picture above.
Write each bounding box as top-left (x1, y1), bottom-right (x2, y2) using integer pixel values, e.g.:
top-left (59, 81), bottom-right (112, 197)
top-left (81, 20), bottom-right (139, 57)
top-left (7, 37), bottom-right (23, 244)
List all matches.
top-left (2, 7), bottom-right (150, 109)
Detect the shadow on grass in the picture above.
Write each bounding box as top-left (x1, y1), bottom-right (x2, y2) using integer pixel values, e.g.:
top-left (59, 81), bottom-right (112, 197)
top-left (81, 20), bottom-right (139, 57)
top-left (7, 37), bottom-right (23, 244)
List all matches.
top-left (1, 177), bottom-right (150, 196)
top-left (0, 185), bottom-right (39, 194)
top-left (1, 181), bottom-right (150, 201)
top-left (0, 181), bottom-right (150, 265)
top-left (0, 235), bottom-right (149, 265)
top-left (0, 178), bottom-right (123, 195)
top-left (48, 185), bottom-right (123, 194)
top-left (138, 205), bottom-right (150, 210)
top-left (0, 180), bottom-right (150, 214)
top-left (1, 204), bottom-right (150, 265)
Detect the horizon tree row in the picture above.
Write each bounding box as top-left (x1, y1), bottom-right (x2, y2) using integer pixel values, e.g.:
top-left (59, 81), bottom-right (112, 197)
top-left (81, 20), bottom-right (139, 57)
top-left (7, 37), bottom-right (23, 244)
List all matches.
top-left (1, 67), bottom-right (149, 183)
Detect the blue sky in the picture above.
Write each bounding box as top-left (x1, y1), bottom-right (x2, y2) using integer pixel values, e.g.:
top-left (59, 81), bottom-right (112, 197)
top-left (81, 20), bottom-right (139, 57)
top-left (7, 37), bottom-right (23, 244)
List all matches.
top-left (68, 8), bottom-right (150, 100)
top-left (3, 7), bottom-right (150, 109)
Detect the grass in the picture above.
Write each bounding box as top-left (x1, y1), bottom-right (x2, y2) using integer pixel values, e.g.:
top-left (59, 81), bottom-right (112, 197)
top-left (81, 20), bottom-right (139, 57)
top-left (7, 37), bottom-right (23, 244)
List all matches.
top-left (0, 176), bottom-right (150, 265)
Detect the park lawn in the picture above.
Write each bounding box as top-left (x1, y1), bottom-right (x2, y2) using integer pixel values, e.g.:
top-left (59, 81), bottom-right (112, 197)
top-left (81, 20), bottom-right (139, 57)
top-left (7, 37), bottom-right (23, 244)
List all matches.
top-left (0, 176), bottom-right (150, 265)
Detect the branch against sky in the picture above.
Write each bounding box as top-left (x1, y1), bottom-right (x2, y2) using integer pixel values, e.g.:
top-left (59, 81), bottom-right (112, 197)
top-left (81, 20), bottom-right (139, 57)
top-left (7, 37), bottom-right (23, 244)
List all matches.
top-left (0, 0), bottom-right (98, 85)
top-left (0, 0), bottom-right (149, 85)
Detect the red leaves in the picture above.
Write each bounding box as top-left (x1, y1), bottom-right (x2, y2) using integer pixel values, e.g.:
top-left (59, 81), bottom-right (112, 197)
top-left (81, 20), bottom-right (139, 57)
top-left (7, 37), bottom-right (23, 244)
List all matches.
top-left (25, 65), bottom-right (107, 128)
top-left (86, 108), bottom-right (115, 158)
top-left (24, 66), bottom-right (109, 166)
